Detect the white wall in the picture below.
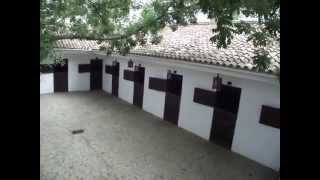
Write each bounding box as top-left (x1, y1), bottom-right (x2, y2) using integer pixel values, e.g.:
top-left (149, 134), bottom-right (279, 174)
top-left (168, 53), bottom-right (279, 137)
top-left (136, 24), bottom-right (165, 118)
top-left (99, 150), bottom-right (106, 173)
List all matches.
top-left (40, 51), bottom-right (97, 94)
top-left (142, 63), bottom-right (168, 119)
top-left (177, 68), bottom-right (280, 170)
top-left (40, 73), bottom-right (53, 94)
top-left (178, 69), bottom-right (215, 140)
top-left (65, 53), bottom-right (93, 91)
top-left (102, 59), bottom-right (113, 94)
top-left (54, 51), bottom-right (100, 92)
top-left (103, 58), bottom-right (168, 119)
top-left (179, 72), bottom-right (246, 141)
top-left (118, 59), bottom-right (134, 104)
top-left (103, 55), bottom-right (280, 171)
top-left (232, 80), bottom-right (280, 171)
top-left (62, 52), bottom-right (280, 170)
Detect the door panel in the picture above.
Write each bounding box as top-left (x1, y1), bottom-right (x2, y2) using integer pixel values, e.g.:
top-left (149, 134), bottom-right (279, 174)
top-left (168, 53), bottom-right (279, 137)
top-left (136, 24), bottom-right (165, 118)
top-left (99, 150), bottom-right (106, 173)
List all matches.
top-left (133, 83), bottom-right (144, 108)
top-left (123, 70), bottom-right (135, 81)
top-left (210, 85), bottom-right (241, 150)
top-left (210, 108), bottom-right (237, 149)
top-left (90, 59), bottom-right (102, 90)
top-left (78, 64), bottom-right (90, 73)
top-left (54, 59), bottom-right (68, 92)
top-left (216, 85), bottom-right (241, 114)
top-left (163, 93), bottom-right (181, 125)
top-left (163, 73), bottom-right (183, 125)
top-left (112, 62), bottom-right (120, 97)
top-left (148, 77), bottom-right (167, 92)
top-left (193, 88), bottom-right (217, 107)
top-left (133, 66), bottom-right (145, 108)
top-left (166, 74), bottom-right (183, 95)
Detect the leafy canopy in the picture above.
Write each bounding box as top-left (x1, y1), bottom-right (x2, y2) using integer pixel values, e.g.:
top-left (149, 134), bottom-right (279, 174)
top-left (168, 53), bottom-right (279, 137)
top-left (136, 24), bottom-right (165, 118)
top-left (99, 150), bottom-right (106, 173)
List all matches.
top-left (41, 0), bottom-right (279, 72)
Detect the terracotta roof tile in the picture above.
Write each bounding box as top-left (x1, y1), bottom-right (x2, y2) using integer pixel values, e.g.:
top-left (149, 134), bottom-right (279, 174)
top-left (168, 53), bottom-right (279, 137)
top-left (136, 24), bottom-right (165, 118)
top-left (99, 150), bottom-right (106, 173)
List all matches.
top-left (55, 39), bottom-right (100, 50)
top-left (54, 24), bottom-right (279, 74)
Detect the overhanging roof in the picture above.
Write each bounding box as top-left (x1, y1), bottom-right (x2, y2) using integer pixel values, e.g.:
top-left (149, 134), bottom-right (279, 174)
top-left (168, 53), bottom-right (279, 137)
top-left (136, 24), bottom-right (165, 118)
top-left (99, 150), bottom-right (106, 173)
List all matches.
top-left (54, 23), bottom-right (280, 74)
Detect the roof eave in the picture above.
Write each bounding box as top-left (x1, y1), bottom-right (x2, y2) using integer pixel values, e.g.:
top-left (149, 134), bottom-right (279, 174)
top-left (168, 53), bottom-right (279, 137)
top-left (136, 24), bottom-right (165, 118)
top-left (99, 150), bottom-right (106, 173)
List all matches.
top-left (93, 51), bottom-right (279, 86)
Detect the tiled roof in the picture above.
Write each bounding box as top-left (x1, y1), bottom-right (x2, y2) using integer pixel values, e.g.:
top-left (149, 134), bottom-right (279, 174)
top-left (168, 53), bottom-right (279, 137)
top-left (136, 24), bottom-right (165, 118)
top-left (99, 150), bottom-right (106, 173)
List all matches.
top-left (54, 24), bottom-right (280, 74)
top-left (55, 39), bottom-right (100, 50)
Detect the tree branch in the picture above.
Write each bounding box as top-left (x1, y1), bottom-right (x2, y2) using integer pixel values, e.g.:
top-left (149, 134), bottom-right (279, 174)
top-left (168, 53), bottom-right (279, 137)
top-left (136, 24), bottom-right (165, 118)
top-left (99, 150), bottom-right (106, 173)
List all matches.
top-left (55, 14), bottom-right (164, 41)
top-left (55, 34), bottom-right (124, 41)
top-left (54, 2), bottom-right (172, 42)
top-left (55, 23), bottom-right (146, 41)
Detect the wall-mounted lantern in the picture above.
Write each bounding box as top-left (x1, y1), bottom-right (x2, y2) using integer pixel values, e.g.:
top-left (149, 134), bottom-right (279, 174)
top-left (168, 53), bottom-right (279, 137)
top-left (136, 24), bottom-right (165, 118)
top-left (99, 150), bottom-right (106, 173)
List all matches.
top-left (167, 69), bottom-right (177, 79)
top-left (212, 73), bottom-right (222, 92)
top-left (134, 65), bottom-right (139, 71)
top-left (134, 64), bottom-right (142, 71)
top-left (112, 59), bottom-right (117, 66)
top-left (167, 70), bottom-right (172, 79)
top-left (128, 59), bottom-right (133, 68)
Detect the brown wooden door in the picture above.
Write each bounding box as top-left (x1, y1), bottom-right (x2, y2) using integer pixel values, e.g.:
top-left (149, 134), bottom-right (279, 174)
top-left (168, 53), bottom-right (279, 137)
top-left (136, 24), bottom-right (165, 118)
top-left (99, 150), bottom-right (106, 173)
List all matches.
top-left (210, 108), bottom-right (237, 149)
top-left (90, 59), bottom-right (103, 90)
top-left (133, 66), bottom-right (145, 108)
top-left (112, 62), bottom-right (119, 97)
top-left (54, 59), bottom-right (68, 92)
top-left (210, 85), bottom-right (241, 149)
top-left (163, 73), bottom-right (183, 125)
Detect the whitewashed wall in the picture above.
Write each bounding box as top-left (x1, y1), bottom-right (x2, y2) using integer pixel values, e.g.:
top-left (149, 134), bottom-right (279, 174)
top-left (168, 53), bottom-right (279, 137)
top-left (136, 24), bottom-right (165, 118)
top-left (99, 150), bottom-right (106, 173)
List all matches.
top-left (103, 58), bottom-right (171, 119)
top-left (101, 55), bottom-right (280, 171)
top-left (142, 63), bottom-right (168, 119)
top-left (178, 69), bottom-right (280, 170)
top-left (40, 73), bottom-right (53, 94)
top-left (178, 69), bottom-right (215, 140)
top-left (118, 60), bottom-right (134, 103)
top-left (102, 59), bottom-right (112, 93)
top-left (53, 51), bottom-right (279, 171)
top-left (63, 53), bottom-right (95, 91)
top-left (68, 59), bottom-right (90, 91)
top-left (232, 80), bottom-right (280, 171)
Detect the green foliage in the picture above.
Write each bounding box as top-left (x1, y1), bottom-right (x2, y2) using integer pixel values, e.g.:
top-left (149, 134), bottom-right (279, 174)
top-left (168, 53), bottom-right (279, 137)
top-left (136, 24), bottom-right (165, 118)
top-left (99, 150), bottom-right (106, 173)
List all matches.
top-left (252, 49), bottom-right (271, 72)
top-left (234, 21), bottom-right (253, 34)
top-left (210, 13), bottom-right (235, 48)
top-left (41, 0), bottom-right (280, 75)
top-left (248, 31), bottom-right (270, 47)
top-left (198, 0), bottom-right (279, 73)
top-left (150, 34), bottom-right (163, 45)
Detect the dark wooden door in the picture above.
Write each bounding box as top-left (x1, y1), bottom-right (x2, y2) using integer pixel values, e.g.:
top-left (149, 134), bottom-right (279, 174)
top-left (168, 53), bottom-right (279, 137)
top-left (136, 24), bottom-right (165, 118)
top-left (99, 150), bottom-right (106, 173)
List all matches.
top-left (216, 85), bottom-right (242, 114)
top-left (90, 59), bottom-right (103, 90)
top-left (54, 59), bottom-right (68, 92)
top-left (210, 85), bottom-right (241, 149)
top-left (112, 62), bottom-right (120, 97)
top-left (133, 66), bottom-right (145, 108)
top-left (163, 73), bottom-right (183, 125)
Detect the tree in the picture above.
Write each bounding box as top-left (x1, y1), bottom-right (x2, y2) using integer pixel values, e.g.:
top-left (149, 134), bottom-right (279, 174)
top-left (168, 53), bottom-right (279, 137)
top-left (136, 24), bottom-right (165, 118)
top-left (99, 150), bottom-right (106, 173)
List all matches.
top-left (41, 0), bottom-right (279, 73)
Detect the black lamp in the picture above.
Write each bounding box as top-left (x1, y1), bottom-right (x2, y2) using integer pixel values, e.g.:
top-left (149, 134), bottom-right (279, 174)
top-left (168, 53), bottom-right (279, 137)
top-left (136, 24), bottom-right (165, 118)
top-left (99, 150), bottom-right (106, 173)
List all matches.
top-left (112, 59), bottom-right (117, 66)
top-left (167, 70), bottom-right (172, 79)
top-left (134, 65), bottom-right (139, 71)
top-left (134, 64), bottom-right (141, 71)
top-left (128, 59), bottom-right (133, 68)
top-left (212, 73), bottom-right (222, 92)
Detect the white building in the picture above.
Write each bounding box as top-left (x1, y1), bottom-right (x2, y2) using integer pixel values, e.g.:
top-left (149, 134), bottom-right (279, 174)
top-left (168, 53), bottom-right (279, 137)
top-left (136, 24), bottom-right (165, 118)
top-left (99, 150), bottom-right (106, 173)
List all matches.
top-left (40, 23), bottom-right (280, 171)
